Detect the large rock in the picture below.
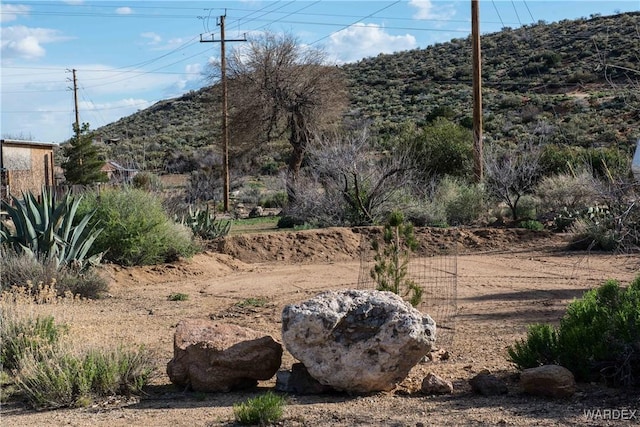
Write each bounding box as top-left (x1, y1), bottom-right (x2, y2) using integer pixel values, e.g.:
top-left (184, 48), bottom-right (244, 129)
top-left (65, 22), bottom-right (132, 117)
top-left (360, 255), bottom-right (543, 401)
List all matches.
top-left (520, 365), bottom-right (576, 398)
top-left (166, 319), bottom-right (282, 392)
top-left (282, 289), bottom-right (436, 393)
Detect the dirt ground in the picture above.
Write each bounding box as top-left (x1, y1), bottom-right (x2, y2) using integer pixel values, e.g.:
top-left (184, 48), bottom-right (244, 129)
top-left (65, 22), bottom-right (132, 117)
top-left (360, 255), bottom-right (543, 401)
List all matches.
top-left (2, 227), bottom-right (640, 426)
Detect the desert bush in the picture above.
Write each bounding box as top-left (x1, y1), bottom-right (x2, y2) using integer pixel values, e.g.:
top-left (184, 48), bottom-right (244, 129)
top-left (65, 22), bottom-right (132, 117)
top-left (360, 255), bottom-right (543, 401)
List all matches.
top-left (276, 215), bottom-right (308, 229)
top-left (16, 345), bottom-right (153, 409)
top-left (168, 292), bottom-right (189, 301)
top-left (260, 191), bottom-right (288, 208)
top-left (0, 188), bottom-right (103, 271)
top-left (400, 117), bottom-right (474, 181)
top-left (132, 171), bottom-right (163, 192)
top-left (0, 249), bottom-right (107, 298)
top-left (407, 177), bottom-right (486, 227)
top-left (435, 176), bottom-right (486, 225)
top-left (519, 219), bottom-right (544, 231)
top-left (566, 176), bottom-right (639, 251)
top-left (540, 145), bottom-right (631, 180)
top-left (185, 151), bottom-right (222, 203)
top-left (535, 171), bottom-right (602, 213)
top-left (508, 277), bottom-right (640, 386)
top-left (78, 188), bottom-right (197, 266)
top-left (233, 391), bottom-right (286, 426)
top-left (568, 212), bottom-right (617, 251)
top-left (514, 195), bottom-right (540, 220)
top-left (1, 311), bottom-right (66, 372)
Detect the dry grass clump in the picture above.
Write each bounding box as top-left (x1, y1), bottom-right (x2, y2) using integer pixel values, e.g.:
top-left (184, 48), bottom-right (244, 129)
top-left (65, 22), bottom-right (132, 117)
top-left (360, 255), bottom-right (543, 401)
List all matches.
top-left (0, 248), bottom-right (108, 299)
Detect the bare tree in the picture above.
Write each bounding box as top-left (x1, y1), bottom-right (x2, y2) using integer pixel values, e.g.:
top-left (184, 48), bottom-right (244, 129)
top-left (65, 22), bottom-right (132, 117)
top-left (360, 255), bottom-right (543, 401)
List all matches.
top-left (289, 127), bottom-right (414, 226)
top-left (212, 32), bottom-right (348, 201)
top-left (484, 141), bottom-right (542, 221)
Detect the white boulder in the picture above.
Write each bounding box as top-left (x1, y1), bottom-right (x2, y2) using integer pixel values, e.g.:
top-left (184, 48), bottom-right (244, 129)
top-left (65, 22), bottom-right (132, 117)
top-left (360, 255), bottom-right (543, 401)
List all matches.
top-left (282, 289), bottom-right (436, 393)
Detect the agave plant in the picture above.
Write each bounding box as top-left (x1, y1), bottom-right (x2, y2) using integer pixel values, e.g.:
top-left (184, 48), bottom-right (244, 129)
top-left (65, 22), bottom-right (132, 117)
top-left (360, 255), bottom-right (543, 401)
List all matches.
top-left (0, 188), bottom-right (102, 270)
top-left (178, 204), bottom-right (231, 240)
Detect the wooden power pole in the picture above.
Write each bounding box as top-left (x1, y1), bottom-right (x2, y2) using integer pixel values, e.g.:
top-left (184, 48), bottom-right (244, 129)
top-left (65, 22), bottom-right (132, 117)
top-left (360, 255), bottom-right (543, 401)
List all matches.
top-left (72, 69), bottom-right (80, 133)
top-left (471, 0), bottom-right (483, 182)
top-left (200, 14), bottom-right (246, 212)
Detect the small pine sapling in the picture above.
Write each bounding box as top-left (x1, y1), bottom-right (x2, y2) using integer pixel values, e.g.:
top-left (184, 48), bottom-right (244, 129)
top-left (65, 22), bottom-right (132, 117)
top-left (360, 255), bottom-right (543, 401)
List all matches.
top-left (371, 211), bottom-right (423, 307)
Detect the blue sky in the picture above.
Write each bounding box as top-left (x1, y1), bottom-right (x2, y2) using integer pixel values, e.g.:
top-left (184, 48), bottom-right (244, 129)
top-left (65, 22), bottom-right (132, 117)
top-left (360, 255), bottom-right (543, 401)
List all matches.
top-left (1, 0), bottom-right (638, 143)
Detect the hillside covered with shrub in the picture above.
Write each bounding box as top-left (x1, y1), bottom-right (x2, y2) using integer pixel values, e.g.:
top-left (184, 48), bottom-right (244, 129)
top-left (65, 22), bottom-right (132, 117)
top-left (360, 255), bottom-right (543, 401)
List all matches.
top-left (93, 12), bottom-right (639, 173)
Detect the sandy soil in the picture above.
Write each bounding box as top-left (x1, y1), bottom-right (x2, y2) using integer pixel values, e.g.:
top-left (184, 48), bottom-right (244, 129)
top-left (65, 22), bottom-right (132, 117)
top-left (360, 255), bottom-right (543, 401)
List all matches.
top-left (2, 227), bottom-right (639, 426)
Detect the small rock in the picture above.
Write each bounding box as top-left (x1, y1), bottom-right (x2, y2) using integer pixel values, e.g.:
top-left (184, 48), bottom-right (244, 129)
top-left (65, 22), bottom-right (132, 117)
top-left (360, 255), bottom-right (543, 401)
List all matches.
top-left (421, 373), bottom-right (453, 395)
top-left (469, 369), bottom-right (508, 396)
top-left (520, 365), bottom-right (576, 398)
top-left (275, 363), bottom-right (334, 395)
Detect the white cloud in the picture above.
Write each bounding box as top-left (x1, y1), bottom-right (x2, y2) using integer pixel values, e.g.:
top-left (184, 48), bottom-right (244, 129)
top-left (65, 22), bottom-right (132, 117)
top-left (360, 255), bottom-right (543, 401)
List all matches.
top-left (184, 63), bottom-right (203, 79)
top-left (409, 0), bottom-right (456, 21)
top-left (326, 23), bottom-right (417, 64)
top-left (1, 26), bottom-right (70, 60)
top-left (141, 32), bottom-right (162, 45)
top-left (115, 7), bottom-right (133, 15)
top-left (0, 4), bottom-right (30, 23)
top-left (409, 0), bottom-right (436, 19)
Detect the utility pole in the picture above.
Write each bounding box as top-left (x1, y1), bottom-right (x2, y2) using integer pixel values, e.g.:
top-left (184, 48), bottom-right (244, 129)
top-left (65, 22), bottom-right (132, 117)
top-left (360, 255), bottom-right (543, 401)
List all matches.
top-left (71, 69), bottom-right (80, 133)
top-left (200, 13), bottom-right (246, 212)
top-left (471, 0), bottom-right (483, 182)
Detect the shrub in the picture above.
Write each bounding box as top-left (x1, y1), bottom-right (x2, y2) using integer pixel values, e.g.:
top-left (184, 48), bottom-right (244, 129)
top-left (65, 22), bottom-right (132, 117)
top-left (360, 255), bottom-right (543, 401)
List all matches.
top-left (508, 277), bottom-right (640, 386)
top-left (409, 177), bottom-right (486, 227)
top-left (484, 142), bottom-right (542, 220)
top-left (567, 206), bottom-right (617, 250)
top-left (1, 312), bottom-right (66, 372)
top-left (535, 171), bottom-right (601, 213)
top-left (260, 191), bottom-right (288, 209)
top-left (439, 177), bottom-right (486, 225)
top-left (519, 219), bottom-right (544, 231)
top-left (16, 345), bottom-right (154, 409)
top-left (168, 293), bottom-right (189, 301)
top-left (132, 171), bottom-right (163, 192)
top-left (403, 118), bottom-right (474, 181)
top-left (277, 215), bottom-right (306, 229)
top-left (79, 188), bottom-right (196, 266)
top-left (236, 297), bottom-right (268, 308)
top-left (233, 391), bottom-right (286, 425)
top-left (0, 249), bottom-right (107, 299)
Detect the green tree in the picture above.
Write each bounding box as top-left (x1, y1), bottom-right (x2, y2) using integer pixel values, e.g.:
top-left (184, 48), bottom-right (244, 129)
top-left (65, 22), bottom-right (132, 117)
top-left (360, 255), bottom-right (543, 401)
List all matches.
top-left (61, 123), bottom-right (108, 185)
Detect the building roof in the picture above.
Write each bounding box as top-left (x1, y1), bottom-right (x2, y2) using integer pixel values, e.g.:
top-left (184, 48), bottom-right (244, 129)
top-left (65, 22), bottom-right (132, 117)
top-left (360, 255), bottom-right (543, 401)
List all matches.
top-left (1, 139), bottom-right (58, 148)
top-left (101, 160), bottom-right (138, 172)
